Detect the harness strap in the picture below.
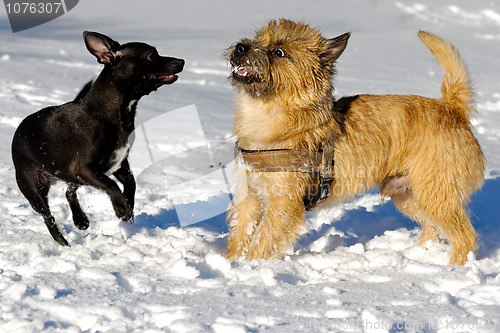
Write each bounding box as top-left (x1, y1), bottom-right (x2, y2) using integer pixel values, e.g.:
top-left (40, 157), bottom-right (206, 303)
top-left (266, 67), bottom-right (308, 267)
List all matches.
top-left (235, 143), bottom-right (335, 211)
top-left (235, 145), bottom-right (323, 173)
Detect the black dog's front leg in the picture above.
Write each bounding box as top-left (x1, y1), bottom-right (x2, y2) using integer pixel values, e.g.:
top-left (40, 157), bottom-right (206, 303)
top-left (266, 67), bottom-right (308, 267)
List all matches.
top-left (113, 159), bottom-right (136, 217)
top-left (78, 169), bottom-right (134, 222)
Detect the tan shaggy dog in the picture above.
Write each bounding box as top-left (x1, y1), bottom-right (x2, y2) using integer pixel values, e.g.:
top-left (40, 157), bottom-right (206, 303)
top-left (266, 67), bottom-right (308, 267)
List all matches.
top-left (225, 19), bottom-right (486, 265)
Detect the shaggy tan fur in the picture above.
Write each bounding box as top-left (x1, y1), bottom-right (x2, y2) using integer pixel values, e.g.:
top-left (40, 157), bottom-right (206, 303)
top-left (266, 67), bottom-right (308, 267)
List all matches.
top-left (225, 19), bottom-right (486, 265)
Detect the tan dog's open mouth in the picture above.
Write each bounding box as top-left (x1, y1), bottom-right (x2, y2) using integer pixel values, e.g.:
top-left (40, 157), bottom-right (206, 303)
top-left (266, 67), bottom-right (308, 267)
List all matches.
top-left (232, 65), bottom-right (255, 82)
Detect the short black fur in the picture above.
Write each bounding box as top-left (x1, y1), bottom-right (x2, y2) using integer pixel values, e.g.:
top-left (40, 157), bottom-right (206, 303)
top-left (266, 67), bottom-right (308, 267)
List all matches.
top-left (12, 31), bottom-right (184, 246)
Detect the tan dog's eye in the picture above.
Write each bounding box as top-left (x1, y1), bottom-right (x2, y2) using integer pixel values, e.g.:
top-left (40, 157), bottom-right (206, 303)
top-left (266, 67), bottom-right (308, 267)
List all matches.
top-left (273, 48), bottom-right (285, 58)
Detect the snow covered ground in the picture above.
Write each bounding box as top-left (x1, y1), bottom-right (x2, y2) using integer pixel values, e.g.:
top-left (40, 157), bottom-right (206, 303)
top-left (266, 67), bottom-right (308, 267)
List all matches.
top-left (1, 0), bottom-right (499, 332)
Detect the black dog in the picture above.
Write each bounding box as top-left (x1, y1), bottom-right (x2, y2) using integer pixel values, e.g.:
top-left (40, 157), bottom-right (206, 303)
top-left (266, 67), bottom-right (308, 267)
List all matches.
top-left (12, 31), bottom-right (184, 246)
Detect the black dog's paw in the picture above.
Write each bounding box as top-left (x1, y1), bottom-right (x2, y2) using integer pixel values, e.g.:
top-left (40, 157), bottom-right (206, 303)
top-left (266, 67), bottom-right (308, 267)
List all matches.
top-left (51, 230), bottom-right (70, 247)
top-left (75, 220), bottom-right (90, 230)
top-left (73, 211), bottom-right (90, 230)
top-left (125, 214), bottom-right (135, 224)
top-left (112, 195), bottom-right (134, 223)
top-left (45, 217), bottom-right (70, 247)
top-left (120, 209), bottom-right (134, 224)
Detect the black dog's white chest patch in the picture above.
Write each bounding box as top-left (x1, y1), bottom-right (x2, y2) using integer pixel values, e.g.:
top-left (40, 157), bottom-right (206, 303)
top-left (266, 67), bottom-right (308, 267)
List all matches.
top-left (107, 144), bottom-right (129, 175)
top-left (128, 99), bottom-right (138, 112)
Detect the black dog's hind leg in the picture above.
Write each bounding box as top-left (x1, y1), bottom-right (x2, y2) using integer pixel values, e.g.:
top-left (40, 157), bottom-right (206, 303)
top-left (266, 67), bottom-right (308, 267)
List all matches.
top-left (113, 159), bottom-right (136, 220)
top-left (15, 167), bottom-right (69, 246)
top-left (65, 183), bottom-right (90, 230)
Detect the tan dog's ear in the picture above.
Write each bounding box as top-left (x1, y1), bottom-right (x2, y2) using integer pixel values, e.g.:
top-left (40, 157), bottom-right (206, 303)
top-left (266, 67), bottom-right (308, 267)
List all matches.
top-left (322, 32), bottom-right (351, 64)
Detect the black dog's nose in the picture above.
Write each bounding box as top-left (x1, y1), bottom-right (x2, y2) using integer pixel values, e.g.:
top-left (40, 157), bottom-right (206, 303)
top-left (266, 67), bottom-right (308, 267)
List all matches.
top-left (235, 43), bottom-right (249, 55)
top-left (175, 58), bottom-right (185, 69)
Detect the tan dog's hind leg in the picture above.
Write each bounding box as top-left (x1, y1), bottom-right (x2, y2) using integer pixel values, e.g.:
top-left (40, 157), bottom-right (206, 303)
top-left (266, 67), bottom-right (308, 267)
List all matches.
top-left (381, 175), bottom-right (439, 245)
top-left (411, 179), bottom-right (477, 266)
top-left (424, 201), bottom-right (476, 266)
top-left (390, 191), bottom-right (440, 245)
top-left (383, 174), bottom-right (475, 265)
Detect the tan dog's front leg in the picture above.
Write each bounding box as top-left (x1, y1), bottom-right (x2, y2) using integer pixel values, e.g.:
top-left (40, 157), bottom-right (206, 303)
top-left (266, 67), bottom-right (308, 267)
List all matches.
top-left (227, 184), bottom-right (263, 259)
top-left (245, 174), bottom-right (307, 260)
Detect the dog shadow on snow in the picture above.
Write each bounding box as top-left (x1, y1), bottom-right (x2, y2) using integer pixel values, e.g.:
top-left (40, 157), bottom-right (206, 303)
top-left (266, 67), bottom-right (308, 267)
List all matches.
top-left (133, 205), bottom-right (229, 234)
top-left (130, 177), bottom-right (500, 261)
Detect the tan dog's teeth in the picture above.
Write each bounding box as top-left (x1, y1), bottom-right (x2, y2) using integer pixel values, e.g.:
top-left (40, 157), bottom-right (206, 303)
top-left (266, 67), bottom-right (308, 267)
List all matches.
top-left (234, 66), bottom-right (251, 77)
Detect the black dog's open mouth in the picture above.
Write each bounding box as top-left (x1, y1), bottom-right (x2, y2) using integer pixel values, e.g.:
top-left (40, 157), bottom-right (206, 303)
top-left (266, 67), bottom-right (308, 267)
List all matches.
top-left (157, 74), bottom-right (179, 84)
top-left (232, 65), bottom-right (256, 83)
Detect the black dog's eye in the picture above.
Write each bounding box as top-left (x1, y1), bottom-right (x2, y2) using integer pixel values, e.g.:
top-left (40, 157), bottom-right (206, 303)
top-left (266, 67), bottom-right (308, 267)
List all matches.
top-left (147, 50), bottom-right (158, 61)
top-left (273, 48), bottom-right (285, 58)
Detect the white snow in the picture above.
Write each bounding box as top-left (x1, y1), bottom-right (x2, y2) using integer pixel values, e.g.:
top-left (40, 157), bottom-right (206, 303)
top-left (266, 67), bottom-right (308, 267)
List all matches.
top-left (1, 0), bottom-right (500, 332)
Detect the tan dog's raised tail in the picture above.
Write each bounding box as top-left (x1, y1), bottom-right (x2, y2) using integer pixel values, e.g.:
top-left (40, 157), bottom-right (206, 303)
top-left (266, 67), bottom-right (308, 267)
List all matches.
top-left (226, 19), bottom-right (485, 266)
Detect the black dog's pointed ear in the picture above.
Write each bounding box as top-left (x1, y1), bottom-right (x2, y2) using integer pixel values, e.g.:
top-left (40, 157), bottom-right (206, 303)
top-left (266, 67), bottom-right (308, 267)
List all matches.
top-left (322, 32), bottom-right (351, 64)
top-left (83, 31), bottom-right (120, 64)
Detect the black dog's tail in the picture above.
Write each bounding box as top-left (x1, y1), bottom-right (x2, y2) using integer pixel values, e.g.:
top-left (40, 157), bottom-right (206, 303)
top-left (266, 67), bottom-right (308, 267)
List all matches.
top-left (74, 80), bottom-right (93, 101)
